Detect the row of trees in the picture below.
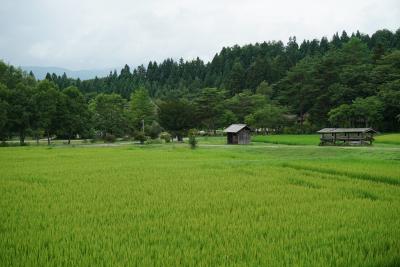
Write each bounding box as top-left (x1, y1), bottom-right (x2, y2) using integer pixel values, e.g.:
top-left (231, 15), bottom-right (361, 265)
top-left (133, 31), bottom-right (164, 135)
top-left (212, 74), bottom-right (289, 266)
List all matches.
top-left (1, 28), bottom-right (399, 144)
top-left (0, 78), bottom-right (90, 145)
top-left (0, 59), bottom-right (292, 144)
top-left (0, 67), bottom-right (289, 144)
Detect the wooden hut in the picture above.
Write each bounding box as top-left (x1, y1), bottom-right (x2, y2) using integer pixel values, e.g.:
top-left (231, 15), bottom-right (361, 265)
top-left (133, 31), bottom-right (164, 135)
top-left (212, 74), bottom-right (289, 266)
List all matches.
top-left (224, 124), bottom-right (251, 144)
top-left (317, 128), bottom-right (377, 146)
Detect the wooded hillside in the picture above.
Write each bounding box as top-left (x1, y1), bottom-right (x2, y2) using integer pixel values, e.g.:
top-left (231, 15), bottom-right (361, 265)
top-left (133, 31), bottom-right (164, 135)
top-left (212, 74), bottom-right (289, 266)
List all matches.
top-left (1, 29), bottom-right (400, 144)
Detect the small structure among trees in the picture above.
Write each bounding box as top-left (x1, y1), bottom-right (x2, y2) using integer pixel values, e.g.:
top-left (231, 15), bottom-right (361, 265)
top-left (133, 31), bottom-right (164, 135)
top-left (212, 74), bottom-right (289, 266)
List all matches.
top-left (317, 128), bottom-right (377, 146)
top-left (224, 124), bottom-right (251, 144)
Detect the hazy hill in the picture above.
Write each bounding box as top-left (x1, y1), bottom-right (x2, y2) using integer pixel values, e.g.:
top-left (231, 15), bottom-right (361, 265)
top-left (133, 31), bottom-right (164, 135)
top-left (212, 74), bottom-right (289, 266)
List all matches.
top-left (20, 66), bottom-right (115, 80)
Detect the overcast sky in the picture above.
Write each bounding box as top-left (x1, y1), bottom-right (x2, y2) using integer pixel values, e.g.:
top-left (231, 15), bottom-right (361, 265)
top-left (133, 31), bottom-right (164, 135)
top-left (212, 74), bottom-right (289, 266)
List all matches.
top-left (1, 0), bottom-right (399, 70)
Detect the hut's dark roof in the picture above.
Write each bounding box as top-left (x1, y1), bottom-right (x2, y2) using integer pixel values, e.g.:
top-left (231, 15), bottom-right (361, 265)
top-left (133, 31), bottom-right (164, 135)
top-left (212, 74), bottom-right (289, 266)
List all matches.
top-left (317, 128), bottom-right (377, 134)
top-left (224, 124), bottom-right (250, 133)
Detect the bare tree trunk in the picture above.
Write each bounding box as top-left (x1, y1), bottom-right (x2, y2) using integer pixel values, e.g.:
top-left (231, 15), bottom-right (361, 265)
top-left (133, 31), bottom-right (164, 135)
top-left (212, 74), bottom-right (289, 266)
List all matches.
top-left (47, 132), bottom-right (50, 145)
top-left (299, 111), bottom-right (304, 134)
top-left (19, 130), bottom-right (25, 146)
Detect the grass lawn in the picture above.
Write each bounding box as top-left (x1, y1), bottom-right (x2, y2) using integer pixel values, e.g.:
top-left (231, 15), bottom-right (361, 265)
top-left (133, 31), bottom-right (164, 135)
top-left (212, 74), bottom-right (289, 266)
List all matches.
top-left (1, 144), bottom-right (400, 266)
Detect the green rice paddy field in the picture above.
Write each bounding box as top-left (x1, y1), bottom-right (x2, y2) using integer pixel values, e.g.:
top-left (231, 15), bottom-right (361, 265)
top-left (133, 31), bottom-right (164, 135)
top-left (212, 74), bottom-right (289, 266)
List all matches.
top-left (1, 142), bottom-right (400, 266)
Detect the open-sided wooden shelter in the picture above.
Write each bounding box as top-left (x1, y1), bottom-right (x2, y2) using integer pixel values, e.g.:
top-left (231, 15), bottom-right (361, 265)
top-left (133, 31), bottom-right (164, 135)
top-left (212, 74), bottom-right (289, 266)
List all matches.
top-left (317, 128), bottom-right (377, 146)
top-left (224, 124), bottom-right (251, 144)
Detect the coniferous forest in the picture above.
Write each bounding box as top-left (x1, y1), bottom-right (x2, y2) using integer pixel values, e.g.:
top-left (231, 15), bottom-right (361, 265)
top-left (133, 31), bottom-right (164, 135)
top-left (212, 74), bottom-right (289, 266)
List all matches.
top-left (1, 29), bottom-right (400, 144)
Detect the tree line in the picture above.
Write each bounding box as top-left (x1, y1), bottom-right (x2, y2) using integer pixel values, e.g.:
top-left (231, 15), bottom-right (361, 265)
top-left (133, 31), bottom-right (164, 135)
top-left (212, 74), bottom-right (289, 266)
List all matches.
top-left (1, 28), bottom-right (400, 145)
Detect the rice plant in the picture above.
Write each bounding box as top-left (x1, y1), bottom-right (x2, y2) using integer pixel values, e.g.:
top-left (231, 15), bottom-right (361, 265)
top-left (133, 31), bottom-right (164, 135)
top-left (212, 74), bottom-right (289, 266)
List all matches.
top-left (0, 144), bottom-right (399, 266)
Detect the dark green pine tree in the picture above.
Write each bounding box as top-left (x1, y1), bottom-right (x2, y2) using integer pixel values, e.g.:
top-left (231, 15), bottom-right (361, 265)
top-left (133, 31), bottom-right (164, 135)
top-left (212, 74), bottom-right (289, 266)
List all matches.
top-left (226, 61), bottom-right (245, 95)
top-left (320, 37), bottom-right (329, 54)
top-left (331, 32), bottom-right (342, 48)
top-left (372, 43), bottom-right (385, 62)
top-left (340, 30), bottom-right (350, 43)
top-left (45, 73), bottom-right (52, 81)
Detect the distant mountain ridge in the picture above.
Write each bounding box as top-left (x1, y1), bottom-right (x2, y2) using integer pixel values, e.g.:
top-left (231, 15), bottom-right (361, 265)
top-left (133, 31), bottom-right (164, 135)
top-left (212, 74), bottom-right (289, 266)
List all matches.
top-left (20, 66), bottom-right (116, 80)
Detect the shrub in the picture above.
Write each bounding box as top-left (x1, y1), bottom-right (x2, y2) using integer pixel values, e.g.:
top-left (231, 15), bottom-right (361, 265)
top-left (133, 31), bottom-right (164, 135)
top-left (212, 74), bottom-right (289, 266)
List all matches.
top-left (283, 122), bottom-right (318, 134)
top-left (121, 135), bottom-right (133, 141)
top-left (80, 128), bottom-right (96, 140)
top-left (145, 139), bottom-right (163, 144)
top-left (0, 141), bottom-right (8, 147)
top-left (103, 134), bottom-right (116, 143)
top-left (134, 132), bottom-right (147, 144)
top-left (160, 132), bottom-right (171, 143)
top-left (188, 129), bottom-right (198, 149)
top-left (146, 121), bottom-right (163, 139)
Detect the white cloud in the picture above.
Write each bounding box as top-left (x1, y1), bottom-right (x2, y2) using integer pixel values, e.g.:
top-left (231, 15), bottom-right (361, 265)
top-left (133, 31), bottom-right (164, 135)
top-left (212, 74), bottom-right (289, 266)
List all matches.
top-left (1, 0), bottom-right (399, 69)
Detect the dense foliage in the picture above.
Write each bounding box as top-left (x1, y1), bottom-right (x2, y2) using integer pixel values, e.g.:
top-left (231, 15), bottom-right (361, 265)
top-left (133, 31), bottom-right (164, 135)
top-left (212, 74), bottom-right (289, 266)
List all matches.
top-left (1, 29), bottom-right (399, 144)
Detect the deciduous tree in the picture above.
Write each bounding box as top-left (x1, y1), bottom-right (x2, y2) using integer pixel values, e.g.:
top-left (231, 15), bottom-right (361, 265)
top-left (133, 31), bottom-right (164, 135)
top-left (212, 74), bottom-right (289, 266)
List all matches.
top-left (158, 98), bottom-right (195, 141)
top-left (89, 93), bottom-right (128, 138)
